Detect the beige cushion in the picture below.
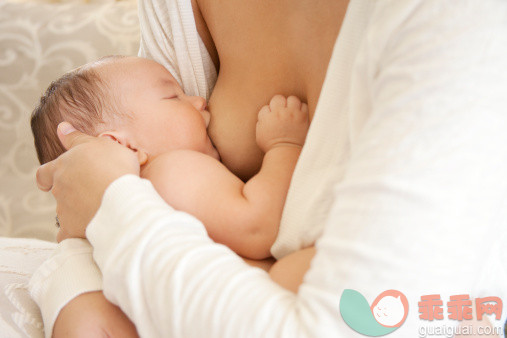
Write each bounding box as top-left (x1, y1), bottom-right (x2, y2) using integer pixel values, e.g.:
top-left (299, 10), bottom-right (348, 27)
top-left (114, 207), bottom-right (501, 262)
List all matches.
top-left (0, 0), bottom-right (140, 241)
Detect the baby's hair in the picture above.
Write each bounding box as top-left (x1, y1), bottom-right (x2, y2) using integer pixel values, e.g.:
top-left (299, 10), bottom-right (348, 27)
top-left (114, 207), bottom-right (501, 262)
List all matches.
top-left (30, 55), bottom-right (127, 164)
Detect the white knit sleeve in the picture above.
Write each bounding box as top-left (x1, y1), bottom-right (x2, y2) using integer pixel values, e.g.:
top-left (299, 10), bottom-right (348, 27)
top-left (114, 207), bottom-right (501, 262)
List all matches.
top-left (28, 239), bottom-right (103, 338)
top-left (87, 175), bottom-right (319, 338)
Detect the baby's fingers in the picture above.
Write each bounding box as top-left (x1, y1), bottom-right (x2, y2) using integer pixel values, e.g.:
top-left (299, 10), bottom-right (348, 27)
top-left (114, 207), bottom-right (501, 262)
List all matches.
top-left (269, 95), bottom-right (287, 110)
top-left (258, 105), bottom-right (271, 119)
top-left (287, 96), bottom-right (302, 110)
top-left (301, 103), bottom-right (309, 114)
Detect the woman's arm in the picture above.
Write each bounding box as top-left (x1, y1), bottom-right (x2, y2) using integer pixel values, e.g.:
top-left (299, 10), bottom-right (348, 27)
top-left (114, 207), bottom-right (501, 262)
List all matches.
top-left (85, 176), bottom-right (313, 337)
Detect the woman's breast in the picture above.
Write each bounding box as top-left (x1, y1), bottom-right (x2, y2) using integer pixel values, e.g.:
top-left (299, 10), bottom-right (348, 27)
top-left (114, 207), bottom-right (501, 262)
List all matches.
top-left (207, 63), bottom-right (308, 181)
top-left (200, 0), bottom-right (344, 180)
top-left (207, 87), bottom-right (263, 181)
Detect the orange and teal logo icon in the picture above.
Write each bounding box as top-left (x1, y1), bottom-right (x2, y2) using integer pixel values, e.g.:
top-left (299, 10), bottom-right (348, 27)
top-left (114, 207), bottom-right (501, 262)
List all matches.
top-left (340, 289), bottom-right (409, 336)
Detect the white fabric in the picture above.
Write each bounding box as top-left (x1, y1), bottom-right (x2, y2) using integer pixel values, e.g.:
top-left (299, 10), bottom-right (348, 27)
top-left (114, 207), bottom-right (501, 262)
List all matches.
top-left (270, 0), bottom-right (369, 259)
top-left (28, 239), bottom-right (102, 338)
top-left (78, 1), bottom-right (506, 337)
top-left (0, 237), bottom-right (55, 338)
top-left (137, 0), bottom-right (217, 101)
top-left (0, 238), bottom-right (101, 338)
top-left (272, 0), bottom-right (507, 259)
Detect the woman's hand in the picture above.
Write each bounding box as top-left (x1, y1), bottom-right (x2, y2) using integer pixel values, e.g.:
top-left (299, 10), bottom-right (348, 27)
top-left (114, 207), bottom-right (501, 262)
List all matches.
top-left (37, 122), bottom-right (140, 241)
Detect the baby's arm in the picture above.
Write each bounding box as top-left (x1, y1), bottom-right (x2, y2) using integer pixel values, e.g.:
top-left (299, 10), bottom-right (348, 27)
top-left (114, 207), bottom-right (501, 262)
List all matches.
top-left (143, 95), bottom-right (308, 260)
top-left (242, 95), bottom-right (309, 256)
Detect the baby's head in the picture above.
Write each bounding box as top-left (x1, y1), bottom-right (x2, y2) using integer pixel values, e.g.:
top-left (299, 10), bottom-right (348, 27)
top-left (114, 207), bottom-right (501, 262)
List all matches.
top-left (31, 55), bottom-right (121, 164)
top-left (31, 56), bottom-right (218, 165)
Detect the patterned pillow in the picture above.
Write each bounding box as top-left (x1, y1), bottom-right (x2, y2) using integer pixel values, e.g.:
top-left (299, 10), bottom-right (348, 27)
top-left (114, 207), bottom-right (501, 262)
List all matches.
top-left (0, 0), bottom-right (140, 241)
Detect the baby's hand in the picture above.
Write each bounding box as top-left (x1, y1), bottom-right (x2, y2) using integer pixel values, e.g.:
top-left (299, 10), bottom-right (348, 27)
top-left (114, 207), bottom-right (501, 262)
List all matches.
top-left (256, 95), bottom-right (309, 153)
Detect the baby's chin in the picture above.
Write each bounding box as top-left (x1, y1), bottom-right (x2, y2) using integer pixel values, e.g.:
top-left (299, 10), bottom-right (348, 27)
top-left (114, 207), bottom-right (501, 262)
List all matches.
top-left (207, 145), bottom-right (221, 161)
top-left (204, 135), bottom-right (221, 161)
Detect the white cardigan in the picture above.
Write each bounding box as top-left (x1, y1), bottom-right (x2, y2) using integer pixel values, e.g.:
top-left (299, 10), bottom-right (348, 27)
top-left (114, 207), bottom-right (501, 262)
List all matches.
top-left (30, 0), bottom-right (507, 337)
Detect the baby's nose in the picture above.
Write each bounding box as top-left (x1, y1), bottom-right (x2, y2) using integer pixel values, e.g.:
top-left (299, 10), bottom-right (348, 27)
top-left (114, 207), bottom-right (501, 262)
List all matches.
top-left (190, 96), bottom-right (207, 111)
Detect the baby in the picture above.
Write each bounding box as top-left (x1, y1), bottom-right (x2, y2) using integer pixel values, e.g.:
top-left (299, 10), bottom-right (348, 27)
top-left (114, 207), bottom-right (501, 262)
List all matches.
top-left (31, 55), bottom-right (309, 337)
top-left (31, 55), bottom-right (309, 260)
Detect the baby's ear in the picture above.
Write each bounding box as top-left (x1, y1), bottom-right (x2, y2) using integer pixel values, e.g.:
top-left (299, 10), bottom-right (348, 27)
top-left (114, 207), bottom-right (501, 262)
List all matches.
top-left (98, 131), bottom-right (126, 145)
top-left (98, 131), bottom-right (148, 166)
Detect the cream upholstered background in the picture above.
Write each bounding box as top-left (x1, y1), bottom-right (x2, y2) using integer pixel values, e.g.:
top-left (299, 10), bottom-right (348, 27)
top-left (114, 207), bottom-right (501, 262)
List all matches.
top-left (0, 0), bottom-right (140, 242)
top-left (0, 1), bottom-right (140, 336)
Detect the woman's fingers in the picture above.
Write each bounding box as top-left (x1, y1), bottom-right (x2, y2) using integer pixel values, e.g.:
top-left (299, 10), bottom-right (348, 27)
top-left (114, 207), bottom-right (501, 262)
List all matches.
top-left (36, 161), bottom-right (56, 192)
top-left (36, 122), bottom-right (93, 192)
top-left (36, 121), bottom-right (142, 241)
top-left (57, 122), bottom-right (94, 150)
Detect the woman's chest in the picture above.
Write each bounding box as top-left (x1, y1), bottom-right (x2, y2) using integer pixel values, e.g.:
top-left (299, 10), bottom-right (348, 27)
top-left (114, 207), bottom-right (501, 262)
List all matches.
top-left (195, 0), bottom-right (348, 179)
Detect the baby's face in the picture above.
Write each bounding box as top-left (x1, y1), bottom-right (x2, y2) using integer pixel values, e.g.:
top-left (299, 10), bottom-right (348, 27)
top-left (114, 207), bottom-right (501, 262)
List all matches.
top-left (100, 57), bottom-right (219, 161)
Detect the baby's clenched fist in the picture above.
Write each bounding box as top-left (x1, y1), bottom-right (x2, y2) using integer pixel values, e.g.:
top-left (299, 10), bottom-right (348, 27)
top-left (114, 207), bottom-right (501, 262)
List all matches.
top-left (256, 95), bottom-right (309, 153)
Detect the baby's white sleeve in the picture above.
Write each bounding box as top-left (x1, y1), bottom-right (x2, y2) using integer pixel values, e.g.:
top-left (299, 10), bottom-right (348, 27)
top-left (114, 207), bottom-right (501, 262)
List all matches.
top-left (28, 239), bottom-right (103, 338)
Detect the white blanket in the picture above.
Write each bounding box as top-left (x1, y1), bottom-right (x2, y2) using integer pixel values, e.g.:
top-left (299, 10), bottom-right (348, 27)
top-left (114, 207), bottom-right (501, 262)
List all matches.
top-left (0, 238), bottom-right (55, 338)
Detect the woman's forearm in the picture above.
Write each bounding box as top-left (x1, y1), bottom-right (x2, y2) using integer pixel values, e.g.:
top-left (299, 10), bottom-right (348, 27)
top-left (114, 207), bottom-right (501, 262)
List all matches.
top-left (86, 175), bottom-right (307, 338)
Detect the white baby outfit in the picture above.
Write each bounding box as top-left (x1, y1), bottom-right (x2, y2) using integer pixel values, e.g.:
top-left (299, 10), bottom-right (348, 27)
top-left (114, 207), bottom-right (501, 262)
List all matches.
top-left (27, 0), bottom-right (507, 337)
